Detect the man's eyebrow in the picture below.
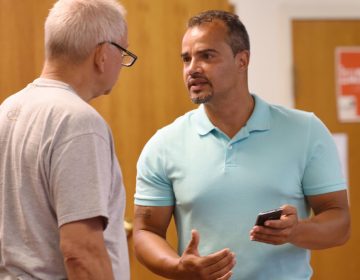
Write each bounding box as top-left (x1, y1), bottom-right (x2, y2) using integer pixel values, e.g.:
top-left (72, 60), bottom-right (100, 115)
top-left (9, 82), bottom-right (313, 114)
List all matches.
top-left (180, 52), bottom-right (189, 58)
top-left (181, 48), bottom-right (219, 58)
top-left (198, 48), bottom-right (218, 54)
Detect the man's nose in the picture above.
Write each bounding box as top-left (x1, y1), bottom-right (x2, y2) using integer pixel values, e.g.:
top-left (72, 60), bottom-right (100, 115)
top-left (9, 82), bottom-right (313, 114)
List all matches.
top-left (186, 59), bottom-right (202, 76)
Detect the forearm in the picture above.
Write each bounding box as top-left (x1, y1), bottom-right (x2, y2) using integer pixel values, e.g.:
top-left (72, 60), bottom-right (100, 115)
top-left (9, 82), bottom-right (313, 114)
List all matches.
top-left (133, 206), bottom-right (236, 280)
top-left (60, 218), bottom-right (115, 280)
top-left (64, 251), bottom-right (114, 280)
top-left (134, 229), bottom-right (184, 279)
top-left (290, 207), bottom-right (350, 250)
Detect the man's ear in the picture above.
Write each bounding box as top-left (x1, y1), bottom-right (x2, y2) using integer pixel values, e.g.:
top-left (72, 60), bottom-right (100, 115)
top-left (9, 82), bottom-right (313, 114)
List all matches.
top-left (94, 43), bottom-right (107, 73)
top-left (235, 50), bottom-right (250, 72)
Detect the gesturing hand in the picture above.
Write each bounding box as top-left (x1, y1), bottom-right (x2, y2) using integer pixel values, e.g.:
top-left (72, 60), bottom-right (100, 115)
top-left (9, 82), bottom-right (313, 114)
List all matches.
top-left (249, 204), bottom-right (299, 245)
top-left (177, 229), bottom-right (236, 280)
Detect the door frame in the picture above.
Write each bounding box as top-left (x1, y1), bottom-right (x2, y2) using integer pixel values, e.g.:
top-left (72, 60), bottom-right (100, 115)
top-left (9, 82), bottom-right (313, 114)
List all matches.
top-left (283, 2), bottom-right (360, 106)
top-left (230, 0), bottom-right (360, 108)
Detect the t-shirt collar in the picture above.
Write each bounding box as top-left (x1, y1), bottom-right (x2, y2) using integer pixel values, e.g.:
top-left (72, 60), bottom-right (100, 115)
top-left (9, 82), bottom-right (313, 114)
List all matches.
top-left (31, 78), bottom-right (78, 96)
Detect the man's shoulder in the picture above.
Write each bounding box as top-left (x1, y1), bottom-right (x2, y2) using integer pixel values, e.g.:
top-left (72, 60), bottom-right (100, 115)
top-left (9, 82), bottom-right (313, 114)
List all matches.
top-left (267, 101), bottom-right (317, 127)
top-left (266, 101), bottom-right (331, 141)
top-left (40, 94), bottom-right (108, 136)
top-left (252, 94), bottom-right (313, 121)
top-left (12, 83), bottom-right (109, 138)
top-left (269, 102), bottom-right (313, 118)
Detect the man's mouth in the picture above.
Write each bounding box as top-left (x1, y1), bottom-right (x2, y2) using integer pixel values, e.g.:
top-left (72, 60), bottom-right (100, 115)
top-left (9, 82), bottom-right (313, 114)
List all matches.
top-left (187, 78), bottom-right (209, 91)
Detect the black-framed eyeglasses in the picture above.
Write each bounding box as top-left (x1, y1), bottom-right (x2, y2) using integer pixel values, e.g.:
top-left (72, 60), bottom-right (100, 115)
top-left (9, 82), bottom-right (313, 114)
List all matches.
top-left (100, 41), bottom-right (137, 67)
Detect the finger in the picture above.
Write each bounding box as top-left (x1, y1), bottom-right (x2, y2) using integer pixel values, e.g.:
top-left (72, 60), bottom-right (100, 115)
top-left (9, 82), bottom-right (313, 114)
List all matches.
top-left (251, 230), bottom-right (289, 245)
top-left (280, 204), bottom-right (297, 216)
top-left (251, 225), bottom-right (288, 237)
top-left (201, 248), bottom-right (233, 267)
top-left (184, 229), bottom-right (200, 255)
top-left (263, 219), bottom-right (288, 229)
top-left (217, 270), bottom-right (233, 280)
top-left (266, 211), bottom-right (297, 229)
top-left (251, 235), bottom-right (285, 245)
top-left (251, 231), bottom-right (285, 244)
top-left (252, 215), bottom-right (288, 230)
top-left (207, 251), bottom-right (236, 272)
top-left (207, 252), bottom-right (236, 279)
top-left (250, 225), bottom-right (279, 237)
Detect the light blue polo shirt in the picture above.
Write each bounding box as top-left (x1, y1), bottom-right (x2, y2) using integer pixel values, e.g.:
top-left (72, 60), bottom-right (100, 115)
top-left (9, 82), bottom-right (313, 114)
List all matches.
top-left (135, 94), bottom-right (346, 280)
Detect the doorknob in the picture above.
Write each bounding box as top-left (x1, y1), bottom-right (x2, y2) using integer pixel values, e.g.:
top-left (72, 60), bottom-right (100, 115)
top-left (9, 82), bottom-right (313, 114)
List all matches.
top-left (124, 218), bottom-right (133, 237)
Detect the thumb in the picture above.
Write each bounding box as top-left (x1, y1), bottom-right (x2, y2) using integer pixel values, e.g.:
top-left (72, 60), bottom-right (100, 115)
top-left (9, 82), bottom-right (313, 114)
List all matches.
top-left (184, 229), bottom-right (200, 256)
top-left (281, 204), bottom-right (297, 216)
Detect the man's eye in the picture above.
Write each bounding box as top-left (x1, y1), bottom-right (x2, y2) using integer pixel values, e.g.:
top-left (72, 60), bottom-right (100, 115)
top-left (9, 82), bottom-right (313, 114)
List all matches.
top-left (202, 53), bottom-right (213, 60)
top-left (182, 56), bottom-right (191, 63)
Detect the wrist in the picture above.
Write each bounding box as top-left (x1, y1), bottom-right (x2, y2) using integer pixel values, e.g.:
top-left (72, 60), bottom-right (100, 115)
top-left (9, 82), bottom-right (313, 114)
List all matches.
top-left (289, 219), bottom-right (308, 247)
top-left (156, 255), bottom-right (185, 279)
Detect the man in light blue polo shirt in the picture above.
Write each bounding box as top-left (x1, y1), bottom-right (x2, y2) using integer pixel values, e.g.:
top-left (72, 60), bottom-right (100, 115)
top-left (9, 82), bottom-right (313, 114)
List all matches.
top-left (133, 10), bottom-right (350, 280)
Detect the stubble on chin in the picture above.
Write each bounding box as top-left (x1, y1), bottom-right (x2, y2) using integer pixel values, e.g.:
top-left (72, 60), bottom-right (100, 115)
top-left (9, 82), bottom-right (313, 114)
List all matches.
top-left (189, 91), bottom-right (213, 104)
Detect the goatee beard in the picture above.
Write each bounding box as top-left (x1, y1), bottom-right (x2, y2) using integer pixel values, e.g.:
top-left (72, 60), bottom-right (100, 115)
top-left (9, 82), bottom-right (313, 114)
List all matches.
top-left (190, 93), bottom-right (213, 104)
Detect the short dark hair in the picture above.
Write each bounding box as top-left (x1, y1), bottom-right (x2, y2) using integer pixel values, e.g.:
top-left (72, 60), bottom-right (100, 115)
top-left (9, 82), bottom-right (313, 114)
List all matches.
top-left (187, 10), bottom-right (250, 55)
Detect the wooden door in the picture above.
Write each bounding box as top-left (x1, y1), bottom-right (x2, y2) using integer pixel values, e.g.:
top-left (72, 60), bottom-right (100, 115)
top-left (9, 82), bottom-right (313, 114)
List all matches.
top-left (292, 20), bottom-right (360, 280)
top-left (0, 1), bottom-right (233, 279)
top-left (93, 2), bottom-right (234, 279)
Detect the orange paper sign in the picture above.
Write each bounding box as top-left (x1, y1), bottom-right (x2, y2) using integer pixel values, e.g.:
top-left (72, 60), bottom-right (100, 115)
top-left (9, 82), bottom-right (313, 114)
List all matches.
top-left (336, 47), bottom-right (360, 122)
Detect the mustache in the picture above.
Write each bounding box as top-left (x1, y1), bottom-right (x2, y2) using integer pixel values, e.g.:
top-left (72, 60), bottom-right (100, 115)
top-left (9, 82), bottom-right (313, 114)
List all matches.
top-left (187, 73), bottom-right (210, 88)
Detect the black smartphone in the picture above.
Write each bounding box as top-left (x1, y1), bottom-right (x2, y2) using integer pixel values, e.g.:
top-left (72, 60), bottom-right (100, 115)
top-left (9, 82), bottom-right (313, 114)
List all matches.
top-left (255, 208), bottom-right (283, 226)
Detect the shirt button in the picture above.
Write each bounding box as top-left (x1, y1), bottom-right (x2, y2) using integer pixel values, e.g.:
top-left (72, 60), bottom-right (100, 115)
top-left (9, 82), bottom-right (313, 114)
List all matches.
top-left (228, 145), bottom-right (233, 150)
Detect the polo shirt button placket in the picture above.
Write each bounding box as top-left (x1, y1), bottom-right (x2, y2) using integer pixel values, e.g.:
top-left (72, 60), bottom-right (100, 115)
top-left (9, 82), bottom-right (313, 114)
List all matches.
top-left (225, 143), bottom-right (235, 166)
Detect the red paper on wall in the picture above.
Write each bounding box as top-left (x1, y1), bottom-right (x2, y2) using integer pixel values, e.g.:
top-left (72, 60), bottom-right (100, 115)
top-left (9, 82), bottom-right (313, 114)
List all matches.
top-left (335, 47), bottom-right (360, 122)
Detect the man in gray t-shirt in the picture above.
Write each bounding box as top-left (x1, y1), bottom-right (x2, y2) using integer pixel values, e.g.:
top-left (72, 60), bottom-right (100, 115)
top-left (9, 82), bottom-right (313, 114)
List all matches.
top-left (0, 0), bottom-right (137, 279)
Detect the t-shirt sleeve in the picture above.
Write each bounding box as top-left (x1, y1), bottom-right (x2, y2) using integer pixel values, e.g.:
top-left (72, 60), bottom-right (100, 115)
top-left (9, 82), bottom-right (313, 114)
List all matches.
top-left (135, 132), bottom-right (175, 206)
top-left (302, 114), bottom-right (347, 196)
top-left (50, 133), bottom-right (112, 227)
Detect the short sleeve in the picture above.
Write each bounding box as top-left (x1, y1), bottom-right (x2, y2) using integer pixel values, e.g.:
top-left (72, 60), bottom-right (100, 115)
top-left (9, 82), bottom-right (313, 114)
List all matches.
top-left (50, 133), bottom-right (112, 227)
top-left (135, 131), bottom-right (175, 206)
top-left (302, 114), bottom-right (347, 196)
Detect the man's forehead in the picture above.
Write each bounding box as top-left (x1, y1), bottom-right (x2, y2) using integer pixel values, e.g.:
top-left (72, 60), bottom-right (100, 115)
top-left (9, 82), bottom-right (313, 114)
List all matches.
top-left (182, 23), bottom-right (228, 50)
top-left (183, 21), bottom-right (227, 41)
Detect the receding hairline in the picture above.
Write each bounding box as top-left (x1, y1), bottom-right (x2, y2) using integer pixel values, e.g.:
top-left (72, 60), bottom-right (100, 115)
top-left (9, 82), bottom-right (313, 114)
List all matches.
top-left (186, 10), bottom-right (250, 53)
top-left (182, 19), bottom-right (241, 57)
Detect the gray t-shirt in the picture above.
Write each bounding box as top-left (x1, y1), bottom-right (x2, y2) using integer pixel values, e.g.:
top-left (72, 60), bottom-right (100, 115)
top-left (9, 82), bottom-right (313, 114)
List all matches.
top-left (0, 78), bottom-right (130, 279)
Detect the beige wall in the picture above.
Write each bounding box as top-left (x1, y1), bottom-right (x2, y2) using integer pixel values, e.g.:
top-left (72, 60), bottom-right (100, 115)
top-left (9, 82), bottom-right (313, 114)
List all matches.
top-left (231, 0), bottom-right (360, 107)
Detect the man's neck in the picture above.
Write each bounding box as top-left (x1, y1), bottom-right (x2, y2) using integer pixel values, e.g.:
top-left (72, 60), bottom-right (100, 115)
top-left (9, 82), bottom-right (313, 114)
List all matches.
top-left (204, 93), bottom-right (254, 139)
top-left (40, 59), bottom-right (95, 102)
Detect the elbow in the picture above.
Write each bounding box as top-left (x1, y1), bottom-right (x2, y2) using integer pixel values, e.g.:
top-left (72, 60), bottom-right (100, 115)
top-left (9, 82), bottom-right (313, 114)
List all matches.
top-left (59, 237), bottom-right (113, 280)
top-left (60, 237), bottom-right (108, 270)
top-left (338, 221), bottom-right (351, 246)
top-left (336, 231), bottom-right (350, 247)
top-left (60, 239), bottom-right (88, 268)
top-left (335, 214), bottom-right (351, 247)
top-left (132, 229), bottom-right (146, 263)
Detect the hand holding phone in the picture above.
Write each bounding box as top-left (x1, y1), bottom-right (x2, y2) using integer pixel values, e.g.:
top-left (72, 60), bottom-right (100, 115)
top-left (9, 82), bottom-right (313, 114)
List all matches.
top-left (255, 208), bottom-right (282, 226)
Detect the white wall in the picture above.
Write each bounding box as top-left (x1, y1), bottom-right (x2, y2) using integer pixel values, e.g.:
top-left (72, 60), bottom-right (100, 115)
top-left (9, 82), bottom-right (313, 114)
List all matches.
top-left (229, 0), bottom-right (360, 107)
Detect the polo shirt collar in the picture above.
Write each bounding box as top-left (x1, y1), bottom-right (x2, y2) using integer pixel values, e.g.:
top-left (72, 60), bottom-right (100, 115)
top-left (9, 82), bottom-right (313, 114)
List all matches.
top-left (192, 94), bottom-right (271, 136)
top-left (192, 104), bottom-right (216, 136)
top-left (247, 94), bottom-right (271, 132)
